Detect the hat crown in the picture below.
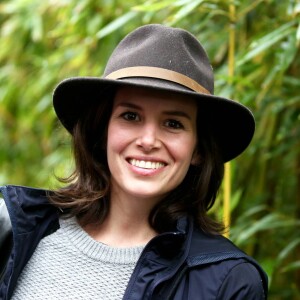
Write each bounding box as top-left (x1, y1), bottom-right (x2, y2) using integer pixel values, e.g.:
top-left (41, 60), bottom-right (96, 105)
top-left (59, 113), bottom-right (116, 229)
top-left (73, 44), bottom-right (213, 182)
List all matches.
top-left (103, 24), bottom-right (214, 94)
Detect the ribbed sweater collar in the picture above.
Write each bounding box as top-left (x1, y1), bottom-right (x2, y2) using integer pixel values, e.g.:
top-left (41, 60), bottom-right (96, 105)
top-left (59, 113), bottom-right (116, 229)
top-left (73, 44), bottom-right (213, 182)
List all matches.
top-left (59, 217), bottom-right (144, 264)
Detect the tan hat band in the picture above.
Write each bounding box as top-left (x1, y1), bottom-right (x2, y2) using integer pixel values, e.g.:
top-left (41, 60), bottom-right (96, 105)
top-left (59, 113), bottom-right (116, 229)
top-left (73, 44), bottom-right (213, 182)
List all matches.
top-left (105, 66), bottom-right (210, 95)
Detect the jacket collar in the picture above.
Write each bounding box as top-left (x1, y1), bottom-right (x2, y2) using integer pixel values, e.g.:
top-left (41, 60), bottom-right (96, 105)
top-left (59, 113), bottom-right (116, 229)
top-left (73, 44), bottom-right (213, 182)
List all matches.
top-left (0, 185), bottom-right (59, 236)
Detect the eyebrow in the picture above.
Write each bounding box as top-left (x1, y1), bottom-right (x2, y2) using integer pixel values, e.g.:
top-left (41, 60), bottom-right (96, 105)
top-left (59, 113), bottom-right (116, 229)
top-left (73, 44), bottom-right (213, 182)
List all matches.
top-left (116, 102), bottom-right (192, 120)
top-left (117, 102), bottom-right (141, 110)
top-left (162, 110), bottom-right (192, 120)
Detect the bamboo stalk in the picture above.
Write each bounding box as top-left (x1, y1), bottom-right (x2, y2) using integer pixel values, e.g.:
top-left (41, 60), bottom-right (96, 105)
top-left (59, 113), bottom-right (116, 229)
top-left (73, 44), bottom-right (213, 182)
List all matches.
top-left (224, 1), bottom-right (236, 238)
top-left (224, 163), bottom-right (231, 237)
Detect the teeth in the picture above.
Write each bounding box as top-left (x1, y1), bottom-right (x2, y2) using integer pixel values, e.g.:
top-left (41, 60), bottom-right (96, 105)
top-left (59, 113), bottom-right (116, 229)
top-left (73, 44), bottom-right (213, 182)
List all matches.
top-left (129, 159), bottom-right (165, 169)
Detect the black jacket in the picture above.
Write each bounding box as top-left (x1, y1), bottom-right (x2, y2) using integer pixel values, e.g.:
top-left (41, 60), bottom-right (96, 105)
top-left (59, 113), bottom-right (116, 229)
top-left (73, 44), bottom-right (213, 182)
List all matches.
top-left (0, 185), bottom-right (268, 299)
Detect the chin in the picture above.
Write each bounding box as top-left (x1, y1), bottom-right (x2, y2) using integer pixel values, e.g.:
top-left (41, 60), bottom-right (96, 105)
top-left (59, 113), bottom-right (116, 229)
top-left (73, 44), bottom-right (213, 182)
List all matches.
top-left (126, 187), bottom-right (168, 201)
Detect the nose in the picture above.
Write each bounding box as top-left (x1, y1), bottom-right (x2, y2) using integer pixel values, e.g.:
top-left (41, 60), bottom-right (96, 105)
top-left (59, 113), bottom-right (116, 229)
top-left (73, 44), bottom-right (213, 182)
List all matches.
top-left (136, 124), bottom-right (161, 152)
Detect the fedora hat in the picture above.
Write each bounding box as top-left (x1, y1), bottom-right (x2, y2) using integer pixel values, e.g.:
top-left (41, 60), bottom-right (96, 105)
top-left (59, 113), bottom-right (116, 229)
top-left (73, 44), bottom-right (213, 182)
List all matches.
top-left (53, 24), bottom-right (255, 162)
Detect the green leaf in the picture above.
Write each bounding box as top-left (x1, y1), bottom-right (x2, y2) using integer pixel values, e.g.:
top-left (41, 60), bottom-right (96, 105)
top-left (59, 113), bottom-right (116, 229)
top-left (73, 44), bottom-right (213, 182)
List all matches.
top-left (236, 214), bottom-right (300, 245)
top-left (133, 0), bottom-right (177, 12)
top-left (167, 0), bottom-right (205, 25)
top-left (237, 20), bottom-right (297, 66)
top-left (96, 11), bottom-right (138, 39)
top-left (296, 21), bottom-right (300, 43)
top-left (31, 14), bottom-right (43, 41)
top-left (278, 238), bottom-right (300, 262)
top-left (280, 261), bottom-right (300, 273)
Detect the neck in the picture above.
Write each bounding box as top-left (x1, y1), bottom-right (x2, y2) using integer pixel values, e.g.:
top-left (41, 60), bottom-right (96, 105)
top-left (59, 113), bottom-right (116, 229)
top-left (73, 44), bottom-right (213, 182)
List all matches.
top-left (82, 188), bottom-right (160, 247)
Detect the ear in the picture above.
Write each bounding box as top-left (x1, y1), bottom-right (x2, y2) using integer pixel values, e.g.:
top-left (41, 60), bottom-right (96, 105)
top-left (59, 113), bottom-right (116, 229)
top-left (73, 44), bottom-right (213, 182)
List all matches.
top-left (191, 151), bottom-right (201, 166)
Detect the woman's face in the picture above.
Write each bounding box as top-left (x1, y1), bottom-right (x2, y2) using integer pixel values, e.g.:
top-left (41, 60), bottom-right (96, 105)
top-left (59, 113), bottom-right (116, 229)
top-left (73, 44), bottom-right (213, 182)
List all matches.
top-left (106, 86), bottom-right (198, 203)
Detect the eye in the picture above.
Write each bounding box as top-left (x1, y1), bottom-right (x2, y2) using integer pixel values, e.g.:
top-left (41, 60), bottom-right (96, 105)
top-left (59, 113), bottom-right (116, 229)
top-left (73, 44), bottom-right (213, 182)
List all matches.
top-left (165, 119), bottom-right (184, 129)
top-left (121, 112), bottom-right (140, 121)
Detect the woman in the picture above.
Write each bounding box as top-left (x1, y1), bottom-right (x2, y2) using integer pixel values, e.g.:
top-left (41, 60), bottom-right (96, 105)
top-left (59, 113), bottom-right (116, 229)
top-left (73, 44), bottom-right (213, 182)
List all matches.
top-left (0, 24), bottom-right (268, 299)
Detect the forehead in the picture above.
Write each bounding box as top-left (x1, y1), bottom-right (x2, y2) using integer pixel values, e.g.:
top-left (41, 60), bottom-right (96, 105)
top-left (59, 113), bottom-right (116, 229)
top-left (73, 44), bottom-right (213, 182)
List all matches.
top-left (114, 86), bottom-right (197, 113)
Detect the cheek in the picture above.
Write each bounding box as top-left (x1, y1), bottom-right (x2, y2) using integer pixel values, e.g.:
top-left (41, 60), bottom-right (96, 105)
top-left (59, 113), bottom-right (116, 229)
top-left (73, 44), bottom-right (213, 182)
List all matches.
top-left (168, 135), bottom-right (197, 163)
top-left (106, 125), bottom-right (127, 175)
top-left (107, 123), bottom-right (130, 155)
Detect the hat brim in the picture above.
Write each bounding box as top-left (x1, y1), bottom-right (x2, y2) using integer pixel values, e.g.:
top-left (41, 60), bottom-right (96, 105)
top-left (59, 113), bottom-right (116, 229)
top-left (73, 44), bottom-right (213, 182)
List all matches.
top-left (53, 77), bottom-right (255, 162)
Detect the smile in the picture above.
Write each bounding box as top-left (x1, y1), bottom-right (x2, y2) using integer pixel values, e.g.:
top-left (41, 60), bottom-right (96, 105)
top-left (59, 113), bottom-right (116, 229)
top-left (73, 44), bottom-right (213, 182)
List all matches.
top-left (129, 159), bottom-right (165, 169)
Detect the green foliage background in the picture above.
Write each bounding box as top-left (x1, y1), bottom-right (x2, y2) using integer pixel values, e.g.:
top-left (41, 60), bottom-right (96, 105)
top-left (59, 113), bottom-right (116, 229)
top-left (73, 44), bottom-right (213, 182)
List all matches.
top-left (0, 0), bottom-right (299, 298)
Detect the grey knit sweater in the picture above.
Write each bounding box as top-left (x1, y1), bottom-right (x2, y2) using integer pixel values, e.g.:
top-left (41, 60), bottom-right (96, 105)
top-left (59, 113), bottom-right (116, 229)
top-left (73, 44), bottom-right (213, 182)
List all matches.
top-left (11, 217), bottom-right (144, 299)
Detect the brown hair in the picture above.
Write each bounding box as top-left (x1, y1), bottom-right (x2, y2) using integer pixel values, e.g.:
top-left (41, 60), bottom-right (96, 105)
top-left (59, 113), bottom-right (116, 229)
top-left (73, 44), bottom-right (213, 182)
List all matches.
top-left (50, 91), bottom-right (225, 234)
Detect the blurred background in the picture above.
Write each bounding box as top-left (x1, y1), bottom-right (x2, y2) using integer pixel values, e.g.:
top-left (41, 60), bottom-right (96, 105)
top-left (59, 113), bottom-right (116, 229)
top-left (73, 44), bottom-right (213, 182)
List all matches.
top-left (0, 0), bottom-right (299, 298)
